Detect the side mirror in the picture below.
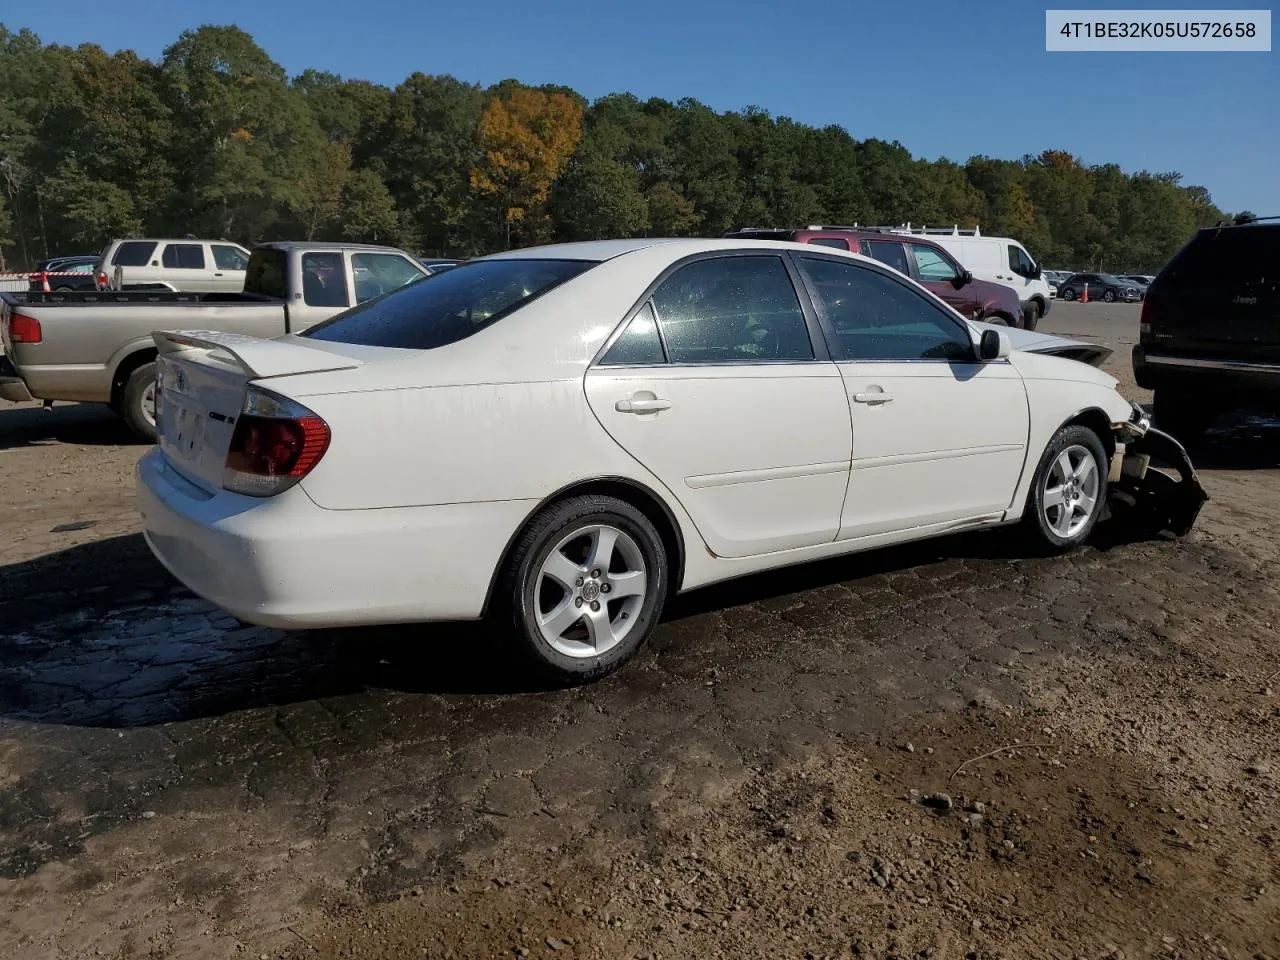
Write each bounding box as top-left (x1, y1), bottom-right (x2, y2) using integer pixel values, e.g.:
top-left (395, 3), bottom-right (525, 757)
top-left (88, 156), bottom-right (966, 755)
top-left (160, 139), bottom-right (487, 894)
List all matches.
top-left (979, 328), bottom-right (1012, 361)
top-left (1031, 265), bottom-right (1042, 280)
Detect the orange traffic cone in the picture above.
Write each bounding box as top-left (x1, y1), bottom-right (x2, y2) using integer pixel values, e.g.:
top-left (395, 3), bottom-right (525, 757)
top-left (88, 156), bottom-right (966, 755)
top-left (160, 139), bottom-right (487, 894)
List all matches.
top-left (1080, 282), bottom-right (1089, 304)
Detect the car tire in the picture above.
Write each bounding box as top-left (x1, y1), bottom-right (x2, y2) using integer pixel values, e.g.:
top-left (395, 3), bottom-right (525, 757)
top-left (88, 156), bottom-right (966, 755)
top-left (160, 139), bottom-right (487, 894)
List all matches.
top-left (1062, 287), bottom-right (1076, 301)
top-left (1153, 388), bottom-right (1214, 442)
top-left (1020, 302), bottom-right (1039, 331)
top-left (498, 494), bottom-right (669, 684)
top-left (1021, 425), bottom-right (1108, 553)
top-left (1103, 289), bottom-right (1116, 303)
top-left (54, 285), bottom-right (74, 292)
top-left (120, 361), bottom-right (158, 443)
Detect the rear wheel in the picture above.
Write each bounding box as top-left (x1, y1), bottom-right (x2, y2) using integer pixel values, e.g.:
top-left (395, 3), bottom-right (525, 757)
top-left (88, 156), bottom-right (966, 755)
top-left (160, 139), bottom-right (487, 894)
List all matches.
top-left (498, 494), bottom-right (669, 683)
top-left (1103, 289), bottom-right (1116, 303)
top-left (120, 361), bottom-right (158, 442)
top-left (1021, 425), bottom-right (1107, 552)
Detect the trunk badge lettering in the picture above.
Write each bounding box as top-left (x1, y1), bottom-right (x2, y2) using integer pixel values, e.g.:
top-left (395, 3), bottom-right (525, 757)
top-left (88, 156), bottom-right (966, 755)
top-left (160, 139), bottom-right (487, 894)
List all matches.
top-left (1233, 295), bottom-right (1258, 305)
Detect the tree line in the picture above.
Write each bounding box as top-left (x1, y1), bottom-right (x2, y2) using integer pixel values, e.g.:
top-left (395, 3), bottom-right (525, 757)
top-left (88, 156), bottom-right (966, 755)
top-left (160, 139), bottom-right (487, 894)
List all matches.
top-left (0, 23), bottom-right (1233, 274)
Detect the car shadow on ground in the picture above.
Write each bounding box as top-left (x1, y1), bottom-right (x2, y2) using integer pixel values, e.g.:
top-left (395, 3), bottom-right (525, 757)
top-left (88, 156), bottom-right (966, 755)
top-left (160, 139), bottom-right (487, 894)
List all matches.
top-left (0, 507), bottom-right (1185, 730)
top-left (0, 401), bottom-right (143, 449)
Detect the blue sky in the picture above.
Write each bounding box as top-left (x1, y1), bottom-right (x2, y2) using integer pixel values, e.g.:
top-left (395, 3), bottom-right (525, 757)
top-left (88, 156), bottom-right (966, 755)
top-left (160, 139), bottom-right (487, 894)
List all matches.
top-left (9, 0), bottom-right (1278, 214)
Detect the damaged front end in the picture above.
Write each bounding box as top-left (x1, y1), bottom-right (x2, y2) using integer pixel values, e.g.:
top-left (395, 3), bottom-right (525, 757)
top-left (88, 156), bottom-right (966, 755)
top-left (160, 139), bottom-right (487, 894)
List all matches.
top-left (1106, 403), bottom-right (1209, 537)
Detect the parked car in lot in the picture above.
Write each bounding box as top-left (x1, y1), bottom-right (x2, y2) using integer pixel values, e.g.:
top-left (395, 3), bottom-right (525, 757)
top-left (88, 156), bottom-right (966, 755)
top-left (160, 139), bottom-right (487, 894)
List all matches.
top-left (724, 227), bottom-right (1026, 327)
top-left (1134, 219), bottom-right (1280, 439)
top-left (136, 238), bottom-right (1204, 683)
top-left (95, 238), bottom-right (254, 293)
top-left (1058, 273), bottom-right (1143, 303)
top-left (30, 255), bottom-right (100, 291)
top-left (0, 241), bottom-right (430, 440)
top-left (877, 226), bottom-right (1054, 329)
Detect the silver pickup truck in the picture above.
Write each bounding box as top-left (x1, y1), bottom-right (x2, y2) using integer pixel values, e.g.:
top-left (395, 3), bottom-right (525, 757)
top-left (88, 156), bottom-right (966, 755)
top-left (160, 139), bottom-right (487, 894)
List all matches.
top-left (1, 241), bottom-right (430, 439)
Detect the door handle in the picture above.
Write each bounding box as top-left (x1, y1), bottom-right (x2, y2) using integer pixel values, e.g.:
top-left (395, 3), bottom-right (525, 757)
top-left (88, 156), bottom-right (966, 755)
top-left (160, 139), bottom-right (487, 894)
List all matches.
top-left (853, 392), bottom-right (895, 404)
top-left (615, 397), bottom-right (672, 414)
top-left (214, 272), bottom-right (224, 277)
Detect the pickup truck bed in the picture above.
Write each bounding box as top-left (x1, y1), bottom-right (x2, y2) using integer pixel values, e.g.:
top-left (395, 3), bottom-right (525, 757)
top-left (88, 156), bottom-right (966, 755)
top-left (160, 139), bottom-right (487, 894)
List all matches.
top-left (0, 240), bottom-right (432, 440)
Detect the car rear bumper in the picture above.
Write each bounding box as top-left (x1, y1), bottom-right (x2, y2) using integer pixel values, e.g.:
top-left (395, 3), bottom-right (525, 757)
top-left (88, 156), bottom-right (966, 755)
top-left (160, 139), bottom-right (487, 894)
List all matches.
top-left (1133, 343), bottom-right (1280, 398)
top-left (0, 354), bottom-right (34, 402)
top-left (136, 449), bottom-right (534, 628)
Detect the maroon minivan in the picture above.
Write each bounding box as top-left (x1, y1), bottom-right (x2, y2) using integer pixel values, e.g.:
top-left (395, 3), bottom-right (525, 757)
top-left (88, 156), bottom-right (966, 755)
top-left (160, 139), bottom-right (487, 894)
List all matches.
top-left (724, 227), bottom-right (1027, 328)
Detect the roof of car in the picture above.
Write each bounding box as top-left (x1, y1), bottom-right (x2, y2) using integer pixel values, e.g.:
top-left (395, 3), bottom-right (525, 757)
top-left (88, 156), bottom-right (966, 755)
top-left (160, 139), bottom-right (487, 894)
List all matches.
top-left (258, 241), bottom-right (410, 253)
top-left (483, 237), bottom-right (853, 262)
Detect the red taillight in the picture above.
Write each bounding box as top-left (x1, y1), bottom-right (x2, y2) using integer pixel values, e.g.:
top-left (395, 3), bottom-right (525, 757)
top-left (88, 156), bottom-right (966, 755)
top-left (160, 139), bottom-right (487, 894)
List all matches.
top-left (222, 389), bottom-right (330, 497)
top-left (1139, 292), bottom-right (1155, 338)
top-left (9, 313), bottom-right (42, 343)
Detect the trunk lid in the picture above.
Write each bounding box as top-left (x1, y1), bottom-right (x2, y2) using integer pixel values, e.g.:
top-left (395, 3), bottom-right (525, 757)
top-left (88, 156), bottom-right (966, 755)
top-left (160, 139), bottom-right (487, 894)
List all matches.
top-left (153, 330), bottom-right (366, 493)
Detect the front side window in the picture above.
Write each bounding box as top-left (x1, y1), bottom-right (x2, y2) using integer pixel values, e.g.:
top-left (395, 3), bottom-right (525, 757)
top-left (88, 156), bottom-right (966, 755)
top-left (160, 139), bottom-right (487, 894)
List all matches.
top-left (600, 302), bottom-right (666, 366)
top-left (351, 252), bottom-right (428, 304)
top-left (161, 244), bottom-right (206, 269)
top-left (300, 252), bottom-right (349, 307)
top-left (799, 257), bottom-right (974, 362)
top-left (304, 258), bottom-right (594, 349)
top-left (212, 244), bottom-right (250, 271)
top-left (863, 240), bottom-right (911, 276)
top-left (1008, 244), bottom-right (1035, 276)
top-left (910, 244), bottom-right (959, 282)
top-left (112, 241), bottom-right (157, 267)
top-left (650, 255), bottom-right (812, 363)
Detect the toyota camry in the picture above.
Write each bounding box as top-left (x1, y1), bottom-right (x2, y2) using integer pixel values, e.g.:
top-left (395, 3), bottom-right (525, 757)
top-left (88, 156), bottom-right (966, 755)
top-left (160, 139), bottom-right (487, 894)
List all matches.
top-left (137, 238), bottom-right (1205, 682)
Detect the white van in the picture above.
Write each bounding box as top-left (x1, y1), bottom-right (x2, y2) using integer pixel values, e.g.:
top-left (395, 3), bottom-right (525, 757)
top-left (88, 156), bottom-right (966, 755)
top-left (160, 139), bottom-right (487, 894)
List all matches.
top-left (886, 226), bottom-right (1053, 329)
top-left (95, 238), bottom-right (252, 293)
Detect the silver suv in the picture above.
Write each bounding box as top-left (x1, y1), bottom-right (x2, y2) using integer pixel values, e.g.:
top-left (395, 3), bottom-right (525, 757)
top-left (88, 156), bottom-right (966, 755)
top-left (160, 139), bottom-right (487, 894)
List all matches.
top-left (96, 238), bottom-right (252, 292)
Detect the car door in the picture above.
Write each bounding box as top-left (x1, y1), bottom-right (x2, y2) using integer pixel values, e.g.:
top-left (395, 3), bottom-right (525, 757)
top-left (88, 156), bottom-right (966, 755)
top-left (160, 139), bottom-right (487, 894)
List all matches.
top-left (794, 254), bottom-right (1030, 540)
top-left (350, 251), bottom-right (429, 304)
top-left (160, 242), bottom-right (210, 291)
top-left (906, 242), bottom-right (983, 319)
top-left (210, 243), bottom-right (250, 292)
top-left (583, 253), bottom-right (852, 559)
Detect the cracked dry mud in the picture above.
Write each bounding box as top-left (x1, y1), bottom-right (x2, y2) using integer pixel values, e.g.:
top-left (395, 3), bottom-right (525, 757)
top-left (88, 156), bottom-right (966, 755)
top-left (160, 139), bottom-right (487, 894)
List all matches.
top-left (0, 303), bottom-right (1277, 960)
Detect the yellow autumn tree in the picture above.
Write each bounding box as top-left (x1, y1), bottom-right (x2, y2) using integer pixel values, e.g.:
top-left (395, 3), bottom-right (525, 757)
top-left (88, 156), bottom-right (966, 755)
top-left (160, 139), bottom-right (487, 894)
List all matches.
top-left (470, 87), bottom-right (583, 248)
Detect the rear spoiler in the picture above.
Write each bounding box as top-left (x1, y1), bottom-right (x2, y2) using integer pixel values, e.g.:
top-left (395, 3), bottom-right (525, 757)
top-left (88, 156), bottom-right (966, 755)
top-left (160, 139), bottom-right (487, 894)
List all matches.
top-left (153, 330), bottom-right (364, 380)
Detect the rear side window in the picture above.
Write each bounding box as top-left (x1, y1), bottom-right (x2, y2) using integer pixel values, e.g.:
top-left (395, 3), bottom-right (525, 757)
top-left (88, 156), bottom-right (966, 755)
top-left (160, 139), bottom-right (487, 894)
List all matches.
top-left (212, 245), bottom-right (250, 271)
top-left (161, 244), bottom-right (206, 269)
top-left (807, 237), bottom-right (850, 251)
top-left (245, 248), bottom-right (288, 298)
top-left (303, 258), bottom-right (594, 349)
top-left (864, 240), bottom-right (910, 275)
top-left (301, 252), bottom-right (349, 307)
top-left (600, 303), bottom-right (666, 366)
top-left (112, 241), bottom-right (157, 266)
top-left (1162, 226), bottom-right (1279, 288)
top-left (650, 255), bottom-right (812, 363)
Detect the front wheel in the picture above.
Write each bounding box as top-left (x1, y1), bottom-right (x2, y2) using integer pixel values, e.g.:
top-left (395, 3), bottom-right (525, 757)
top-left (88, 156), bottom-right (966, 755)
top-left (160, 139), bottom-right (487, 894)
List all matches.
top-left (1061, 287), bottom-right (1077, 301)
top-left (1021, 302), bottom-right (1040, 331)
top-left (499, 494), bottom-right (669, 683)
top-left (1021, 425), bottom-right (1108, 552)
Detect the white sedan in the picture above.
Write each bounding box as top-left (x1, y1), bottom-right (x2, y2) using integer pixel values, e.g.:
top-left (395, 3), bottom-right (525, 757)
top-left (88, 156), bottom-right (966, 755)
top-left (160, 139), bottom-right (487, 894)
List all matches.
top-left (137, 239), bottom-right (1204, 682)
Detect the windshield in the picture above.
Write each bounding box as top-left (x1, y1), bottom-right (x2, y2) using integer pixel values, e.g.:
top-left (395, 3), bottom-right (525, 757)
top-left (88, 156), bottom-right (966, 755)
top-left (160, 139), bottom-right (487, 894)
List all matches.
top-left (302, 258), bottom-right (597, 349)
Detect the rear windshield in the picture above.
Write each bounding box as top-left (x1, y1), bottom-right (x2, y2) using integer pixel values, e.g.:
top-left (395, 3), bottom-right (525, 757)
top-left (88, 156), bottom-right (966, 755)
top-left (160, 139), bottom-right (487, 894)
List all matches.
top-left (1162, 225), bottom-right (1279, 288)
top-left (245, 248), bottom-right (288, 298)
top-left (302, 258), bottom-right (596, 349)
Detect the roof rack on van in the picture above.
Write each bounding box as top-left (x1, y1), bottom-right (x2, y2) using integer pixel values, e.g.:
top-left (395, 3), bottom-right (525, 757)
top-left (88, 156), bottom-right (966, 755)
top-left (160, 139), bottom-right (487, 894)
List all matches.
top-left (866, 223), bottom-right (984, 238)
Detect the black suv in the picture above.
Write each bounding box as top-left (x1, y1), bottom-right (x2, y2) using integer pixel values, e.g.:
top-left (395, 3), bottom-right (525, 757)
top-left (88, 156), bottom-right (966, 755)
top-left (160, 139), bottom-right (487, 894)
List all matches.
top-left (1134, 219), bottom-right (1279, 438)
top-left (1058, 273), bottom-right (1143, 303)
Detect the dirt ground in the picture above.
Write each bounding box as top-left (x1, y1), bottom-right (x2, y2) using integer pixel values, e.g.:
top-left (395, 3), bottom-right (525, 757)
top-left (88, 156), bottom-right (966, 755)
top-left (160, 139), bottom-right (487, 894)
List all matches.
top-left (0, 302), bottom-right (1277, 960)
